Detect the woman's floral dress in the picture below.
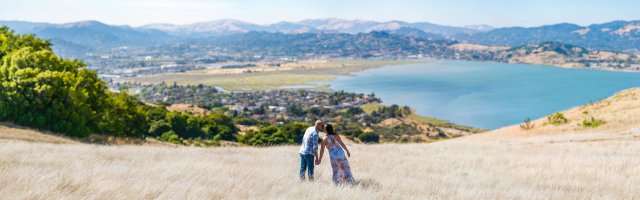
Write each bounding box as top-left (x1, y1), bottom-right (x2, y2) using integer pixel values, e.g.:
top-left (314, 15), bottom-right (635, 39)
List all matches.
top-left (325, 135), bottom-right (354, 183)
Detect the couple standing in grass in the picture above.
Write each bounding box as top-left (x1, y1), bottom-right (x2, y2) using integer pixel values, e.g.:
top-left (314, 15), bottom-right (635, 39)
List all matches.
top-left (299, 120), bottom-right (355, 184)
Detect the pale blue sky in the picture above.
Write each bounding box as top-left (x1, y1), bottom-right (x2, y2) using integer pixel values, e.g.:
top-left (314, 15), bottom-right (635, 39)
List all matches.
top-left (1, 0), bottom-right (639, 27)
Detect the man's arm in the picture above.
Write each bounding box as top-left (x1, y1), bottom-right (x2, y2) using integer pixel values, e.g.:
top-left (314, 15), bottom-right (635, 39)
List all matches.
top-left (312, 132), bottom-right (319, 161)
top-left (317, 139), bottom-right (325, 164)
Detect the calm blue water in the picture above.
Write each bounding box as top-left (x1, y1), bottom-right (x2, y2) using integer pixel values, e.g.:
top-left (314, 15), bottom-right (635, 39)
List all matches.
top-left (327, 60), bottom-right (640, 129)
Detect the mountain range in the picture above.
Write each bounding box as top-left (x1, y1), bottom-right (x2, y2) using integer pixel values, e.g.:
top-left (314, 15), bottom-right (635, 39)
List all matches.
top-left (137, 18), bottom-right (484, 37)
top-left (1, 18), bottom-right (640, 57)
top-left (466, 21), bottom-right (640, 52)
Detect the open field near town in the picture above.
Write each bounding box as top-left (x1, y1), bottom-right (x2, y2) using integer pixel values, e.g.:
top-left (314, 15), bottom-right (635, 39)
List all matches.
top-left (117, 59), bottom-right (424, 91)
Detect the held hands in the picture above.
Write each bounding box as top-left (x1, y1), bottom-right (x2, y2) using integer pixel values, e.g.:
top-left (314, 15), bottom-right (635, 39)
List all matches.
top-left (315, 158), bottom-right (321, 165)
top-left (346, 151), bottom-right (351, 158)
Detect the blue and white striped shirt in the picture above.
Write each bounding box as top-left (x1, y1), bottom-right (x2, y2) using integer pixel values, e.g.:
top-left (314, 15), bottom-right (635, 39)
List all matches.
top-left (299, 127), bottom-right (319, 155)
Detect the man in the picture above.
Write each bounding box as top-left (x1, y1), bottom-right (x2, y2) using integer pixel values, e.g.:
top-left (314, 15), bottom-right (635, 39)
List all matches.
top-left (299, 120), bottom-right (323, 181)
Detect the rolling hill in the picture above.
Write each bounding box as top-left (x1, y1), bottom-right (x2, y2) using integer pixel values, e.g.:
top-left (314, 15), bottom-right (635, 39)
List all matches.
top-left (3, 19), bottom-right (640, 72)
top-left (450, 42), bottom-right (640, 71)
top-left (465, 21), bottom-right (640, 52)
top-left (1, 88), bottom-right (639, 199)
top-left (0, 20), bottom-right (174, 57)
top-left (138, 18), bottom-right (485, 37)
top-left (4, 19), bottom-right (640, 54)
top-left (34, 21), bottom-right (173, 48)
top-left (2, 18), bottom-right (484, 40)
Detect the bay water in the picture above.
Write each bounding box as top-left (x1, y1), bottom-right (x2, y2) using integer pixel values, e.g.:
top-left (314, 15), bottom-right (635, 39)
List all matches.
top-left (327, 60), bottom-right (640, 129)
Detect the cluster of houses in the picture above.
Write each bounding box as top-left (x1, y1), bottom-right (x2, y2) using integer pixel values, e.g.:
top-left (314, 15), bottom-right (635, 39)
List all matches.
top-left (226, 90), bottom-right (378, 121)
top-left (130, 83), bottom-right (379, 123)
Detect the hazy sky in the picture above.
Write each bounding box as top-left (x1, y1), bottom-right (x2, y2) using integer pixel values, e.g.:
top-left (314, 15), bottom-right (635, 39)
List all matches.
top-left (1, 0), bottom-right (639, 27)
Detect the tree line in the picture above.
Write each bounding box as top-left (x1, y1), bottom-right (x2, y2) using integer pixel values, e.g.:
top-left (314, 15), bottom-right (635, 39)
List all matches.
top-left (0, 27), bottom-right (236, 141)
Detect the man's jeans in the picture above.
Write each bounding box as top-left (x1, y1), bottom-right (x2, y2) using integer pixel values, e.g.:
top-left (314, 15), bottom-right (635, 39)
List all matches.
top-left (299, 153), bottom-right (315, 180)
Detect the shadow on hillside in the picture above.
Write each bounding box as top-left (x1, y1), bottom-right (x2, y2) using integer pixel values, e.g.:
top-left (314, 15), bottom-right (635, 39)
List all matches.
top-left (0, 122), bottom-right (174, 146)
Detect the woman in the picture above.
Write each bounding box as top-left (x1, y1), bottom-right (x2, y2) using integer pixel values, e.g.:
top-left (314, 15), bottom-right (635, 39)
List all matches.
top-left (318, 123), bottom-right (354, 184)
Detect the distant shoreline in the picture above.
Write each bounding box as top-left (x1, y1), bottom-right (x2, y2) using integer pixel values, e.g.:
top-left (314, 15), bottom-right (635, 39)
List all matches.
top-left (116, 59), bottom-right (428, 91)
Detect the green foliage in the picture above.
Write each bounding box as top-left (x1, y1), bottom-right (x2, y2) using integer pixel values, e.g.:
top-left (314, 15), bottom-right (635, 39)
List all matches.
top-left (581, 117), bottom-right (605, 128)
top-left (278, 122), bottom-right (308, 144)
top-left (368, 104), bottom-right (410, 123)
top-left (0, 27), bottom-right (239, 140)
top-left (345, 107), bottom-right (364, 116)
top-left (372, 124), bottom-right (422, 142)
top-left (342, 129), bottom-right (363, 138)
top-left (0, 28), bottom-right (106, 137)
top-left (186, 137), bottom-right (220, 147)
top-left (98, 92), bottom-right (149, 137)
top-left (306, 107), bottom-right (330, 117)
top-left (149, 120), bottom-right (172, 137)
top-left (358, 132), bottom-right (380, 143)
top-left (158, 131), bottom-right (183, 144)
top-left (166, 111), bottom-right (188, 136)
top-left (398, 136), bottom-right (411, 143)
top-left (0, 27), bottom-right (51, 58)
top-left (161, 111), bottom-right (238, 140)
top-left (239, 122), bottom-right (308, 146)
top-left (286, 103), bottom-right (305, 117)
top-left (233, 117), bottom-right (268, 126)
top-left (547, 112), bottom-right (569, 125)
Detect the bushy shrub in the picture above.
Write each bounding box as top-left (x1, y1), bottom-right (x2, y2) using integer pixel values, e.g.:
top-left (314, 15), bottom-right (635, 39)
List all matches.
top-left (343, 129), bottom-right (363, 138)
top-left (233, 117), bottom-right (268, 126)
top-left (238, 123), bottom-right (308, 146)
top-left (345, 107), bottom-right (364, 116)
top-left (149, 120), bottom-right (172, 137)
top-left (581, 117), bottom-right (605, 128)
top-left (547, 112), bottom-right (569, 125)
top-left (98, 92), bottom-right (149, 138)
top-left (398, 136), bottom-right (410, 143)
top-left (373, 124), bottom-right (421, 141)
top-left (158, 131), bottom-right (183, 144)
top-left (358, 132), bottom-right (380, 143)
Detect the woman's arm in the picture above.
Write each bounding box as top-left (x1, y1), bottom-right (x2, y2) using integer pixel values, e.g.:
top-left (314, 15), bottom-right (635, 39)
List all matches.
top-left (336, 135), bottom-right (350, 158)
top-left (317, 138), bottom-right (326, 164)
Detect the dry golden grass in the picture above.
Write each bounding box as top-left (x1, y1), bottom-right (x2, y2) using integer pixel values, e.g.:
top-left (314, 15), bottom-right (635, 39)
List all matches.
top-left (2, 127), bottom-right (640, 199)
top-left (2, 88), bottom-right (640, 199)
top-left (0, 122), bottom-right (77, 144)
top-left (166, 104), bottom-right (209, 116)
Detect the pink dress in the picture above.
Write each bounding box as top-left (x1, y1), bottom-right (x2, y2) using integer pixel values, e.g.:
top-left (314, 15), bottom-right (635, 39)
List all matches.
top-left (325, 135), bottom-right (354, 183)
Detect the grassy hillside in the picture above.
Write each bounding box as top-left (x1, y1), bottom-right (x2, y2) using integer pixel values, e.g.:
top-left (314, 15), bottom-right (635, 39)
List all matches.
top-left (2, 88), bottom-right (640, 199)
top-left (2, 125), bottom-right (639, 199)
top-left (360, 102), bottom-right (484, 135)
top-left (490, 87), bottom-right (640, 136)
top-left (450, 42), bottom-right (640, 71)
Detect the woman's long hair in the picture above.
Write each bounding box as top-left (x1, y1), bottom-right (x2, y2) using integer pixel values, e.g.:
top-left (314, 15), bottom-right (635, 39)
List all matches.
top-left (324, 123), bottom-right (336, 135)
